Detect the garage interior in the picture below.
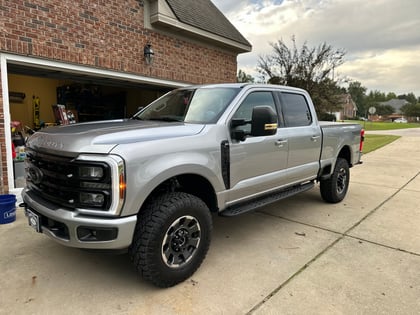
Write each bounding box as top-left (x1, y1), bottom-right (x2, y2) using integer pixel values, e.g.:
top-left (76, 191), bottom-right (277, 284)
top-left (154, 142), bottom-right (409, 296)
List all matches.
top-left (7, 62), bottom-right (173, 188)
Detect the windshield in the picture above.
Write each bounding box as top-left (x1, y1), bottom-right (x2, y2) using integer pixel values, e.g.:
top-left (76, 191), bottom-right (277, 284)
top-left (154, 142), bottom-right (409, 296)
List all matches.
top-left (133, 87), bottom-right (240, 124)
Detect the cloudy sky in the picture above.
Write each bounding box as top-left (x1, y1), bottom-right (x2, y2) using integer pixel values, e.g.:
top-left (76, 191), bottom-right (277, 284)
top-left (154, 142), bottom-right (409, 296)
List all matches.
top-left (212, 0), bottom-right (420, 97)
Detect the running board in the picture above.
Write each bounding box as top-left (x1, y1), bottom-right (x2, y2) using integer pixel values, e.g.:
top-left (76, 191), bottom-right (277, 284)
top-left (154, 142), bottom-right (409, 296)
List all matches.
top-left (221, 182), bottom-right (315, 217)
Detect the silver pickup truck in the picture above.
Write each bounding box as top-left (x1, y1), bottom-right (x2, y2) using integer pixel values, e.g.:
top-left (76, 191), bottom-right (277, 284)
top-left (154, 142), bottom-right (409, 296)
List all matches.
top-left (22, 83), bottom-right (363, 287)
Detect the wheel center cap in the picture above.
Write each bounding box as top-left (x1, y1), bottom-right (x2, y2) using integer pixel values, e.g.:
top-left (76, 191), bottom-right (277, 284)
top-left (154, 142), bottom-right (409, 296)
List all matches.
top-left (173, 228), bottom-right (188, 248)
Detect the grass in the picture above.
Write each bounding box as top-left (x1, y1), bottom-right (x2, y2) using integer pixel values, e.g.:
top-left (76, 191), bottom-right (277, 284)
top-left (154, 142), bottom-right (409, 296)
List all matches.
top-left (349, 120), bottom-right (419, 131)
top-left (363, 134), bottom-right (400, 154)
top-left (342, 120), bottom-right (418, 153)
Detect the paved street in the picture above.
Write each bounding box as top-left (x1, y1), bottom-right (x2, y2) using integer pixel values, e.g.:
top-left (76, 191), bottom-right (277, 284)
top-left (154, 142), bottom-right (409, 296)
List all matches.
top-left (1, 129), bottom-right (420, 315)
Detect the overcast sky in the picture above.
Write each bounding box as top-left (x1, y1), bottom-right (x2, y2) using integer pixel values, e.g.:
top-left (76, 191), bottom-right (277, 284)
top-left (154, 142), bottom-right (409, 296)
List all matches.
top-left (212, 0), bottom-right (420, 97)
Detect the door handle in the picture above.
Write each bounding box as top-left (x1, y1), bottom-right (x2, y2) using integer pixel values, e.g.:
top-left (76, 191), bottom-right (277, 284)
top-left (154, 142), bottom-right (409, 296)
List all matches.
top-left (275, 139), bottom-right (288, 147)
top-left (311, 135), bottom-right (321, 142)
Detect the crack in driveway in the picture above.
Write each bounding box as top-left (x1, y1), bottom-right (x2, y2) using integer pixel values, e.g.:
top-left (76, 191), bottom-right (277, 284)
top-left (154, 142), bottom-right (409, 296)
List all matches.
top-left (247, 171), bottom-right (420, 314)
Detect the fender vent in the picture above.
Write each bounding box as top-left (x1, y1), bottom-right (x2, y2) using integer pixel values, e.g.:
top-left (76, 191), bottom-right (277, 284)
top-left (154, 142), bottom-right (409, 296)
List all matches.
top-left (221, 140), bottom-right (230, 189)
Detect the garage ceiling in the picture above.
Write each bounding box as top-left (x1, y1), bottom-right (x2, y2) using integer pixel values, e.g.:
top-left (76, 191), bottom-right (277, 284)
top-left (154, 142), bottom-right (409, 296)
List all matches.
top-left (7, 63), bottom-right (171, 91)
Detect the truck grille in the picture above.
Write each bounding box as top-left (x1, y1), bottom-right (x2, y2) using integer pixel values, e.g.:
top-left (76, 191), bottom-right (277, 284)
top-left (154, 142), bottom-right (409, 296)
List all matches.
top-left (25, 149), bottom-right (112, 210)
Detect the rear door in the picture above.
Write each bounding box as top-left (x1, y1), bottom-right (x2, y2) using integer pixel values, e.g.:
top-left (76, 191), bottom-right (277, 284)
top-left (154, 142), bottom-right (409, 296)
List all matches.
top-left (228, 90), bottom-right (289, 203)
top-left (277, 91), bottom-right (322, 183)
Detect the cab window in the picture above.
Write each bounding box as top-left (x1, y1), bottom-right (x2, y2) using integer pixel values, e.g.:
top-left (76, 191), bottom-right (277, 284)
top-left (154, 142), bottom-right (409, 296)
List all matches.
top-left (281, 93), bottom-right (312, 127)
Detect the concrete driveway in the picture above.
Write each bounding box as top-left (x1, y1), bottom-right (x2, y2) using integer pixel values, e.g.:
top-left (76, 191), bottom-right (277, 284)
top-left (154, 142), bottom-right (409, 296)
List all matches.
top-left (1, 130), bottom-right (420, 314)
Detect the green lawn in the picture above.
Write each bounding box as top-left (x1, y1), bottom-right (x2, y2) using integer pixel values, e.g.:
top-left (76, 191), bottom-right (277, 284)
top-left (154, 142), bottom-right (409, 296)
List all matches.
top-left (363, 134), bottom-right (400, 154)
top-left (342, 120), bottom-right (418, 154)
top-left (350, 120), bottom-right (419, 131)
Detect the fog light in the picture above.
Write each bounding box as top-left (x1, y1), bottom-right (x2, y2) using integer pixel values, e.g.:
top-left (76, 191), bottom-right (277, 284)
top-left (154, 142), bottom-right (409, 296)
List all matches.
top-left (77, 226), bottom-right (118, 242)
top-left (80, 192), bottom-right (105, 206)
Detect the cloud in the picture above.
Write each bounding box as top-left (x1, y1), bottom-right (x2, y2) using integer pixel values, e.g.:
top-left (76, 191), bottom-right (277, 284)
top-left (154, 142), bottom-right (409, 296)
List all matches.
top-left (212, 0), bottom-right (420, 96)
top-left (340, 47), bottom-right (420, 95)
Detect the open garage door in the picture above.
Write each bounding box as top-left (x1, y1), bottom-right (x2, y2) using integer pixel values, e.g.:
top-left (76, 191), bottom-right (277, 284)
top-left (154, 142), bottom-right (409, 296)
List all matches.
top-left (1, 53), bottom-right (187, 191)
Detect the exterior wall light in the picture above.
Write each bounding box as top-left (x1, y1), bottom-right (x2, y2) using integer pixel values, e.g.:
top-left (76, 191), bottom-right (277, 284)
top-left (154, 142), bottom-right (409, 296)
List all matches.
top-left (144, 43), bottom-right (154, 65)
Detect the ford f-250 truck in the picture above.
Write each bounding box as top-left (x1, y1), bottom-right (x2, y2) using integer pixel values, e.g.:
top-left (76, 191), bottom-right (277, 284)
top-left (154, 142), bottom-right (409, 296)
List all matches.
top-left (22, 83), bottom-right (363, 287)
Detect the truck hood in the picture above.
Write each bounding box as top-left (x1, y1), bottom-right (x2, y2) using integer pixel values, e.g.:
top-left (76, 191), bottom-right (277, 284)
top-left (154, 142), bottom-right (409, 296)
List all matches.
top-left (26, 119), bottom-right (205, 156)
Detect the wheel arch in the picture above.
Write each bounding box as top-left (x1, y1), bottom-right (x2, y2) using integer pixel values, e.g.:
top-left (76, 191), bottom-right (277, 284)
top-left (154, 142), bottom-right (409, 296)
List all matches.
top-left (318, 145), bottom-right (352, 180)
top-left (141, 173), bottom-right (219, 214)
top-left (337, 145), bottom-right (351, 165)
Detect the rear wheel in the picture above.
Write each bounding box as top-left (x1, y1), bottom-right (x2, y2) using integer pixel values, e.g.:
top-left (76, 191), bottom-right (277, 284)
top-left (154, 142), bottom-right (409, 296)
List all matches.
top-left (129, 192), bottom-right (212, 287)
top-left (320, 158), bottom-right (350, 203)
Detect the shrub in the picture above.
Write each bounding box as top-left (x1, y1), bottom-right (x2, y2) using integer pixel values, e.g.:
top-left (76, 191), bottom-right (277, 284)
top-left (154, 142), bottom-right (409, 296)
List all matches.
top-left (318, 112), bottom-right (336, 121)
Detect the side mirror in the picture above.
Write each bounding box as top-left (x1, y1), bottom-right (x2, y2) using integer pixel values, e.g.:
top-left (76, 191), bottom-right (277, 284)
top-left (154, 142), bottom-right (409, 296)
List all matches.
top-left (250, 106), bottom-right (278, 136)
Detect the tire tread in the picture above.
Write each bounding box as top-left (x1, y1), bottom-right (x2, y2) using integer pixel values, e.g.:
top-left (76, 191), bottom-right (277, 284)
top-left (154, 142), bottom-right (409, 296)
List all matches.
top-left (129, 192), bottom-right (212, 287)
top-left (320, 158), bottom-right (349, 203)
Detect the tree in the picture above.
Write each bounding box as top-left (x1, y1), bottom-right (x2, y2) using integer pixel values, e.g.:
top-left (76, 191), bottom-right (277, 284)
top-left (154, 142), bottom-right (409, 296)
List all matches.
top-left (398, 93), bottom-right (417, 105)
top-left (237, 69), bottom-right (255, 83)
top-left (375, 104), bottom-right (394, 116)
top-left (386, 92), bottom-right (397, 100)
top-left (347, 81), bottom-right (367, 117)
top-left (364, 90), bottom-right (386, 115)
top-left (367, 90), bottom-right (386, 102)
top-left (401, 103), bottom-right (420, 118)
top-left (257, 36), bottom-right (346, 114)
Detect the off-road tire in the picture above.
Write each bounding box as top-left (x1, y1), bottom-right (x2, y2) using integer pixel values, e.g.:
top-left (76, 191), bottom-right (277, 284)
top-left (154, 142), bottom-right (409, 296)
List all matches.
top-left (129, 192), bottom-right (212, 287)
top-left (320, 158), bottom-right (350, 203)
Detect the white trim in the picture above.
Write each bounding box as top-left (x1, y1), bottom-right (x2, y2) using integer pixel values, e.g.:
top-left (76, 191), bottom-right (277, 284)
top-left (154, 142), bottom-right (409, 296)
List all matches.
top-left (150, 13), bottom-right (251, 53)
top-left (3, 53), bottom-right (189, 88)
top-left (1, 53), bottom-right (189, 191)
top-left (0, 54), bottom-right (14, 192)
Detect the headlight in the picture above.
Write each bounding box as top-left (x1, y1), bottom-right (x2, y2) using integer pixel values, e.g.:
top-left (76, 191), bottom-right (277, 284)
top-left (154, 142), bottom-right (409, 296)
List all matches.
top-left (79, 166), bottom-right (104, 179)
top-left (76, 154), bottom-right (125, 216)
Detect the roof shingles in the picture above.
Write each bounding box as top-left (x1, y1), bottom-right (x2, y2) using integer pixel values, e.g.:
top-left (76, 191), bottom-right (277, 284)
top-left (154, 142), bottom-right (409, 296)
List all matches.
top-left (165, 0), bottom-right (251, 47)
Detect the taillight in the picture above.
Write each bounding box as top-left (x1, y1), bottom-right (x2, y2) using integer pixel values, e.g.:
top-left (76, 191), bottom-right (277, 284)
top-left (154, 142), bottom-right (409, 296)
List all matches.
top-left (359, 129), bottom-right (365, 152)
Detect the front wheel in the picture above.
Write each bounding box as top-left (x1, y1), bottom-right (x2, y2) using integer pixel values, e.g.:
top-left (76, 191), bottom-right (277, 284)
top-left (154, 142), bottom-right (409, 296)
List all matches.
top-left (129, 192), bottom-right (212, 287)
top-left (320, 158), bottom-right (350, 203)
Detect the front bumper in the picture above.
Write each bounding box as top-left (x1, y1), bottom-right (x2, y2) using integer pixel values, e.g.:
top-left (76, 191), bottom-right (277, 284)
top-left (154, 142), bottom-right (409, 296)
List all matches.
top-left (22, 189), bottom-right (137, 250)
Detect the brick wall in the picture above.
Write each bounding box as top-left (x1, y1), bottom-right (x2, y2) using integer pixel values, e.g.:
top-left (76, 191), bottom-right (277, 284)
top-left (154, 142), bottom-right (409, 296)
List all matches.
top-left (0, 0), bottom-right (237, 83)
top-left (0, 0), bottom-right (239, 188)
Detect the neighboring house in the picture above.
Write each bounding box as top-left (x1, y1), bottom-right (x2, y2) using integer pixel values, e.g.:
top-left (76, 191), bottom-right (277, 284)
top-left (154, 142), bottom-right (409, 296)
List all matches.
top-left (0, 0), bottom-right (252, 191)
top-left (379, 99), bottom-right (409, 113)
top-left (333, 94), bottom-right (358, 121)
top-left (377, 99), bottom-right (409, 121)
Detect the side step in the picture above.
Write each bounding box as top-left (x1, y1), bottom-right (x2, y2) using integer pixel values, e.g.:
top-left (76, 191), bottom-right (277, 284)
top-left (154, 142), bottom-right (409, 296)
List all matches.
top-left (221, 181), bottom-right (315, 217)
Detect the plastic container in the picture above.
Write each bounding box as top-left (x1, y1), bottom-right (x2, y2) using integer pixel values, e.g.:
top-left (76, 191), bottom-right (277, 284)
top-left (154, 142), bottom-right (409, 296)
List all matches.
top-left (0, 194), bottom-right (17, 224)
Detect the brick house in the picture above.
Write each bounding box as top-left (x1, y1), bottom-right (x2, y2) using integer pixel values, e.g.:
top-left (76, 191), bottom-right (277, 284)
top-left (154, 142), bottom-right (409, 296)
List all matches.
top-left (0, 0), bottom-right (251, 192)
top-left (333, 94), bottom-right (358, 121)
